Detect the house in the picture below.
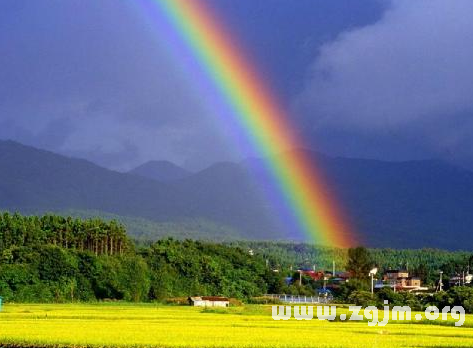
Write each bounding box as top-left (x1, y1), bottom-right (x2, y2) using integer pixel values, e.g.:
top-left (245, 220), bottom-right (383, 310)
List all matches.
top-left (299, 270), bottom-right (325, 281)
top-left (398, 277), bottom-right (423, 290)
top-left (334, 271), bottom-right (352, 281)
top-left (188, 296), bottom-right (229, 307)
top-left (385, 270), bottom-right (409, 280)
top-left (375, 270), bottom-right (428, 292)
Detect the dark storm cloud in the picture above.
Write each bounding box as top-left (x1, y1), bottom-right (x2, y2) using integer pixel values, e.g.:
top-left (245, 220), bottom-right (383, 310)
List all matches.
top-left (0, 0), bottom-right (385, 171)
top-left (0, 0), bottom-right (235, 170)
top-left (207, 0), bottom-right (385, 99)
top-left (10, 0), bottom-right (470, 170)
top-left (295, 0), bottom-right (473, 166)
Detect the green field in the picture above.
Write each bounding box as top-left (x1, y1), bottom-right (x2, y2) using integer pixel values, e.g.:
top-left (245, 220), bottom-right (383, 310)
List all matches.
top-left (0, 304), bottom-right (473, 348)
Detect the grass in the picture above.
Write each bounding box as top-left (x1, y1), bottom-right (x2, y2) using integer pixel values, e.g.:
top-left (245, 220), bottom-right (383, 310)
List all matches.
top-left (0, 303), bottom-right (472, 347)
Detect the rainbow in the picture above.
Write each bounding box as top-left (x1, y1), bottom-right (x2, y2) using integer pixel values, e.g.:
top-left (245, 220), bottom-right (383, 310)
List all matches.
top-left (144, 0), bottom-right (355, 247)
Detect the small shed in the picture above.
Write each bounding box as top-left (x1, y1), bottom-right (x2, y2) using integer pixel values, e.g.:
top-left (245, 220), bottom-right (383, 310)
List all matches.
top-left (188, 296), bottom-right (229, 307)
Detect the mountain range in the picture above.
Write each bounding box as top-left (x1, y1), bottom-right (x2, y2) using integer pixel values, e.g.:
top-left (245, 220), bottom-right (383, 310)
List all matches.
top-left (1, 139), bottom-right (473, 249)
top-left (129, 160), bottom-right (192, 182)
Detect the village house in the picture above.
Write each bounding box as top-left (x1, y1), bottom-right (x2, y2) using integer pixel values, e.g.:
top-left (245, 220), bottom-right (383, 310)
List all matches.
top-left (188, 296), bottom-right (230, 307)
top-left (299, 270), bottom-right (325, 281)
top-left (375, 269), bottom-right (428, 292)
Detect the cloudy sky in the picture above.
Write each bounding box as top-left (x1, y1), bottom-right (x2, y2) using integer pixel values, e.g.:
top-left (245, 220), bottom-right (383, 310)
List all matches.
top-left (1, 0), bottom-right (473, 171)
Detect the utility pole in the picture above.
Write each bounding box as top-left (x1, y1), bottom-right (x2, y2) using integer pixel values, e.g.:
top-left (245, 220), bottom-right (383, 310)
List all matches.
top-left (439, 271), bottom-right (444, 292)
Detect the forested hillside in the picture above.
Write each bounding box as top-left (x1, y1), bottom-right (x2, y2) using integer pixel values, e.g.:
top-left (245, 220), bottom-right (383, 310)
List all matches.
top-left (0, 212), bottom-right (280, 302)
top-left (55, 210), bottom-right (242, 242)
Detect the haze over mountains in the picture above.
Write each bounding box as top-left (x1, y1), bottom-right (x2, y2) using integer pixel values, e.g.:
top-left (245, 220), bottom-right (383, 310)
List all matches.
top-left (1, 139), bottom-right (473, 250)
top-left (129, 161), bottom-right (192, 182)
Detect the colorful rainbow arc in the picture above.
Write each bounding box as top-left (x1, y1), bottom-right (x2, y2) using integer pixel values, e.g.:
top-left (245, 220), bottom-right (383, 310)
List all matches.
top-left (150, 0), bottom-right (354, 247)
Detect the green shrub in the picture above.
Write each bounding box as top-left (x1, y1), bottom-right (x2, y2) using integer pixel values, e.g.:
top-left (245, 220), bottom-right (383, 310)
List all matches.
top-left (348, 290), bottom-right (377, 306)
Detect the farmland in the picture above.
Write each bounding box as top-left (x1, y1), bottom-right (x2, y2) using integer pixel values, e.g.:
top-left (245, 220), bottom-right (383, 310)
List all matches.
top-left (0, 303), bottom-right (473, 348)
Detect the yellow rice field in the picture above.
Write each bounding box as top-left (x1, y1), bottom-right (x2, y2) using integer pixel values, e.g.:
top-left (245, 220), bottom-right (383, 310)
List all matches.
top-left (0, 303), bottom-right (472, 348)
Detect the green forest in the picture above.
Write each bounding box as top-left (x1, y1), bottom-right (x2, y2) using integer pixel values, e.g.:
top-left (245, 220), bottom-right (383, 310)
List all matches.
top-left (0, 212), bottom-right (280, 302)
top-left (0, 212), bottom-right (472, 304)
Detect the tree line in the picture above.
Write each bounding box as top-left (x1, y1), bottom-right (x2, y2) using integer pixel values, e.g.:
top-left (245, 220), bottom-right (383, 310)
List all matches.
top-left (0, 212), bottom-right (281, 302)
top-left (0, 212), bottom-right (129, 255)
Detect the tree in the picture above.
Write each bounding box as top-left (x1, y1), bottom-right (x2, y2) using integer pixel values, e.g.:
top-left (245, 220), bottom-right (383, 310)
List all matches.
top-left (336, 279), bottom-right (369, 302)
top-left (376, 287), bottom-right (403, 306)
top-left (37, 246), bottom-right (76, 282)
top-left (346, 246), bottom-right (372, 280)
top-left (121, 255), bottom-right (150, 302)
top-left (349, 290), bottom-right (376, 306)
top-left (448, 286), bottom-right (473, 313)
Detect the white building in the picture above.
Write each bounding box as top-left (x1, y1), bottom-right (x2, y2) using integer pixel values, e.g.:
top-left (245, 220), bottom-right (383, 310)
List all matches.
top-left (188, 296), bottom-right (229, 307)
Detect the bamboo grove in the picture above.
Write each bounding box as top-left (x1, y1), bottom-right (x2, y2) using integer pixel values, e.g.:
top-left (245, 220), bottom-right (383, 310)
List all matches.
top-left (0, 212), bottom-right (129, 255)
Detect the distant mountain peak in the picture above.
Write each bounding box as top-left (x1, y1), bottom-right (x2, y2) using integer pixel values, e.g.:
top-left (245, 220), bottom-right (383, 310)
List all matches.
top-left (129, 160), bottom-right (191, 182)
